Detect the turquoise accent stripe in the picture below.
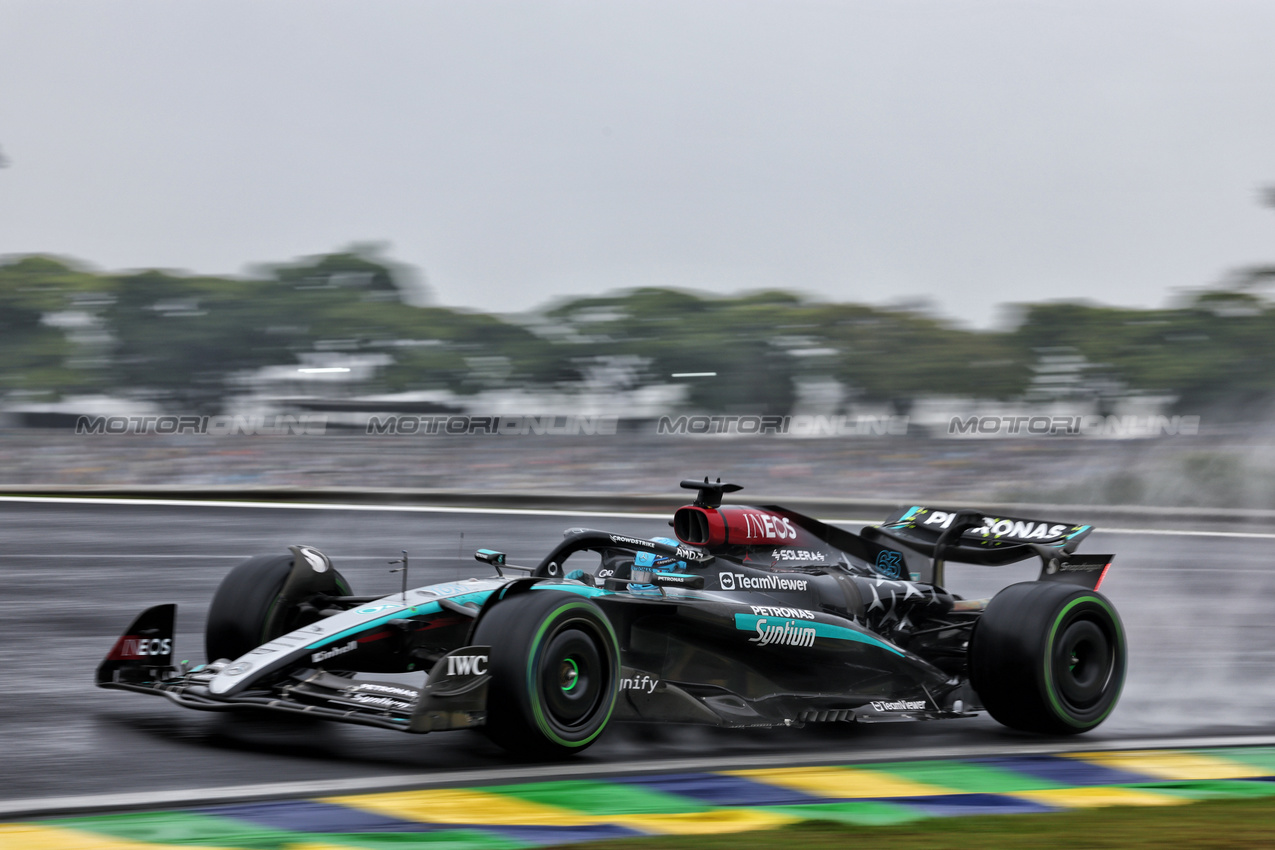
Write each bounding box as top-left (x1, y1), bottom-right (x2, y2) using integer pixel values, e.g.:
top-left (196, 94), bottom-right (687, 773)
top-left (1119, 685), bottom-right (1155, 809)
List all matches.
top-left (310, 604), bottom-right (439, 649)
top-left (311, 585), bottom-right (610, 649)
top-left (310, 591), bottom-right (494, 649)
top-left (733, 614), bottom-right (905, 656)
top-left (895, 506), bottom-right (922, 525)
top-left (529, 584), bottom-right (613, 598)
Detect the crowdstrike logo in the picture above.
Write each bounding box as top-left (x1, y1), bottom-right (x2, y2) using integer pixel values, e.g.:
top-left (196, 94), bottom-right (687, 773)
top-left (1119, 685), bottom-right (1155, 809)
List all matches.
top-left (610, 535), bottom-right (709, 564)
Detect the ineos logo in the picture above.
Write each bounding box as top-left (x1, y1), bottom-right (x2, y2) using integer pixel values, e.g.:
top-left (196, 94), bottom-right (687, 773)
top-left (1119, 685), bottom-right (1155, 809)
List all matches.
top-left (446, 654), bottom-right (488, 676)
top-left (111, 637), bottom-right (172, 660)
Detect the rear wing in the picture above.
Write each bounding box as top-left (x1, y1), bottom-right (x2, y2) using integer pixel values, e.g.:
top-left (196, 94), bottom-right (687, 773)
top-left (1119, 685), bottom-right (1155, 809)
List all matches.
top-left (877, 506), bottom-right (1093, 557)
top-left (862, 505), bottom-right (1112, 589)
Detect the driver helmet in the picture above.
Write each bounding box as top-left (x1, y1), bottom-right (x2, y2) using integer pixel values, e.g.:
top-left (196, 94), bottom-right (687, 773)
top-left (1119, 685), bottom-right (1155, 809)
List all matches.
top-left (633, 537), bottom-right (686, 572)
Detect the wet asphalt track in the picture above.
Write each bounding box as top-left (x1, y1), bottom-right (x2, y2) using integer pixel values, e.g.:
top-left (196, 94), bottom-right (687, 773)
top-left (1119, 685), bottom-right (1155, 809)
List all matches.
top-left (2, 499), bottom-right (1274, 805)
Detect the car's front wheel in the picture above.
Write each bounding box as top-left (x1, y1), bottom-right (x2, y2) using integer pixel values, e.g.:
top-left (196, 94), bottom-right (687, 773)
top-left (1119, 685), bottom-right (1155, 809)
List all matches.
top-left (205, 550), bottom-right (352, 663)
top-left (472, 590), bottom-right (619, 758)
top-left (970, 581), bottom-right (1125, 734)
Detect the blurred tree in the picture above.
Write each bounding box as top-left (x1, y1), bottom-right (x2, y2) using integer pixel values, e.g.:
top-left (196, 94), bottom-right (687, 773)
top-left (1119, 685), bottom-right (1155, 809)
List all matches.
top-left (0, 255), bottom-right (110, 396)
top-left (8, 244), bottom-right (1275, 420)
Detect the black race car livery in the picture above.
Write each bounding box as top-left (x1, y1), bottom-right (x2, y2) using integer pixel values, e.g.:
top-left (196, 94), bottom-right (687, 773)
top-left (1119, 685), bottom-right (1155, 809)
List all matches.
top-left (98, 479), bottom-right (1126, 756)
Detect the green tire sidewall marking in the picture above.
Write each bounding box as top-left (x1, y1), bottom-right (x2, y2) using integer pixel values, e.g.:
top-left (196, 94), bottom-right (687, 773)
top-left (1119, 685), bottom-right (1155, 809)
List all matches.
top-left (1043, 595), bottom-right (1125, 727)
top-left (525, 600), bottom-right (619, 748)
top-left (562, 658), bottom-right (580, 691)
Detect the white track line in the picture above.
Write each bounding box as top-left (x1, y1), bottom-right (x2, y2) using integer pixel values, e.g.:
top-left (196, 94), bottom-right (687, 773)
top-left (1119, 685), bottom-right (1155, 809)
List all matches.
top-left (3, 733), bottom-right (1275, 819)
top-left (3, 494), bottom-right (1275, 538)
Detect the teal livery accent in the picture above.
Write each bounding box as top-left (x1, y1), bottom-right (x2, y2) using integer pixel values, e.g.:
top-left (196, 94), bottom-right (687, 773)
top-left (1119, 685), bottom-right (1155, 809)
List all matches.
top-left (733, 613), bottom-right (905, 656)
top-left (308, 590), bottom-right (494, 649)
top-left (530, 583), bottom-right (613, 599)
top-left (311, 585), bottom-right (612, 650)
top-left (894, 506), bottom-right (922, 525)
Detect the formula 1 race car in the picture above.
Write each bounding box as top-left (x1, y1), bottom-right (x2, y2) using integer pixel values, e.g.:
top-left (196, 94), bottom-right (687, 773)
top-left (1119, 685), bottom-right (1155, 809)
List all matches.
top-left (98, 479), bottom-right (1126, 757)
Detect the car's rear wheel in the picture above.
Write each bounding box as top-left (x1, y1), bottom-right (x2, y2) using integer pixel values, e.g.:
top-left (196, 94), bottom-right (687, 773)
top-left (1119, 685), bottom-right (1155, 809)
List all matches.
top-left (205, 552), bottom-right (352, 663)
top-left (471, 590), bottom-right (619, 758)
top-left (970, 581), bottom-right (1125, 734)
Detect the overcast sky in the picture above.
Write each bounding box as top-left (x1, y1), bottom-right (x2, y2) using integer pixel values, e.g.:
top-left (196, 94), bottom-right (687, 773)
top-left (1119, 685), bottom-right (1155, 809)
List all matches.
top-left (2, 1), bottom-right (1273, 326)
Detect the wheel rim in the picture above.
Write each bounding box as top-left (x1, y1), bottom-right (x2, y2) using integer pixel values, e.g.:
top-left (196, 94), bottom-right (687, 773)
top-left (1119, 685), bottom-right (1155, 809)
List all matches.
top-left (1052, 616), bottom-right (1114, 710)
top-left (560, 658), bottom-right (580, 692)
top-left (539, 625), bottom-right (606, 729)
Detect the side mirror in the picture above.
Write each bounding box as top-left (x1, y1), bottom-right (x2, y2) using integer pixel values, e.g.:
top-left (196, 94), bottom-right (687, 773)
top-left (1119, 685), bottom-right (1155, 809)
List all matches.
top-left (474, 549), bottom-right (506, 566)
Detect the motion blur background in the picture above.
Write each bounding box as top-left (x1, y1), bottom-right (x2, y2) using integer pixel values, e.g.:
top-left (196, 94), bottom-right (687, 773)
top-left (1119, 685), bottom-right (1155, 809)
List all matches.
top-left (3, 0), bottom-right (1275, 507)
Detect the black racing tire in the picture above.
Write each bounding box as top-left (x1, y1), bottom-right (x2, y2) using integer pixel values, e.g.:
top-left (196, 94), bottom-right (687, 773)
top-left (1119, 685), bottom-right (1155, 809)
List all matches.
top-left (970, 581), bottom-right (1125, 734)
top-left (205, 554), bottom-right (351, 663)
top-left (471, 590), bottom-right (619, 758)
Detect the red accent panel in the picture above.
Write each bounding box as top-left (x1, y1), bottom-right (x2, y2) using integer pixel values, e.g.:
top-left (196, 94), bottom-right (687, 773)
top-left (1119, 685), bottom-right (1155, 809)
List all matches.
top-left (716, 506), bottom-right (802, 545)
top-left (106, 634), bottom-right (171, 660)
top-left (1094, 561), bottom-right (1113, 591)
top-left (673, 506), bottom-right (728, 547)
top-left (106, 634), bottom-right (142, 661)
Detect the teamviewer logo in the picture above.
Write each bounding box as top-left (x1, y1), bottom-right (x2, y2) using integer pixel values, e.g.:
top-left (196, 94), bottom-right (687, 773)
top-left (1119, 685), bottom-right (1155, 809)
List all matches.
top-left (719, 572), bottom-right (736, 590)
